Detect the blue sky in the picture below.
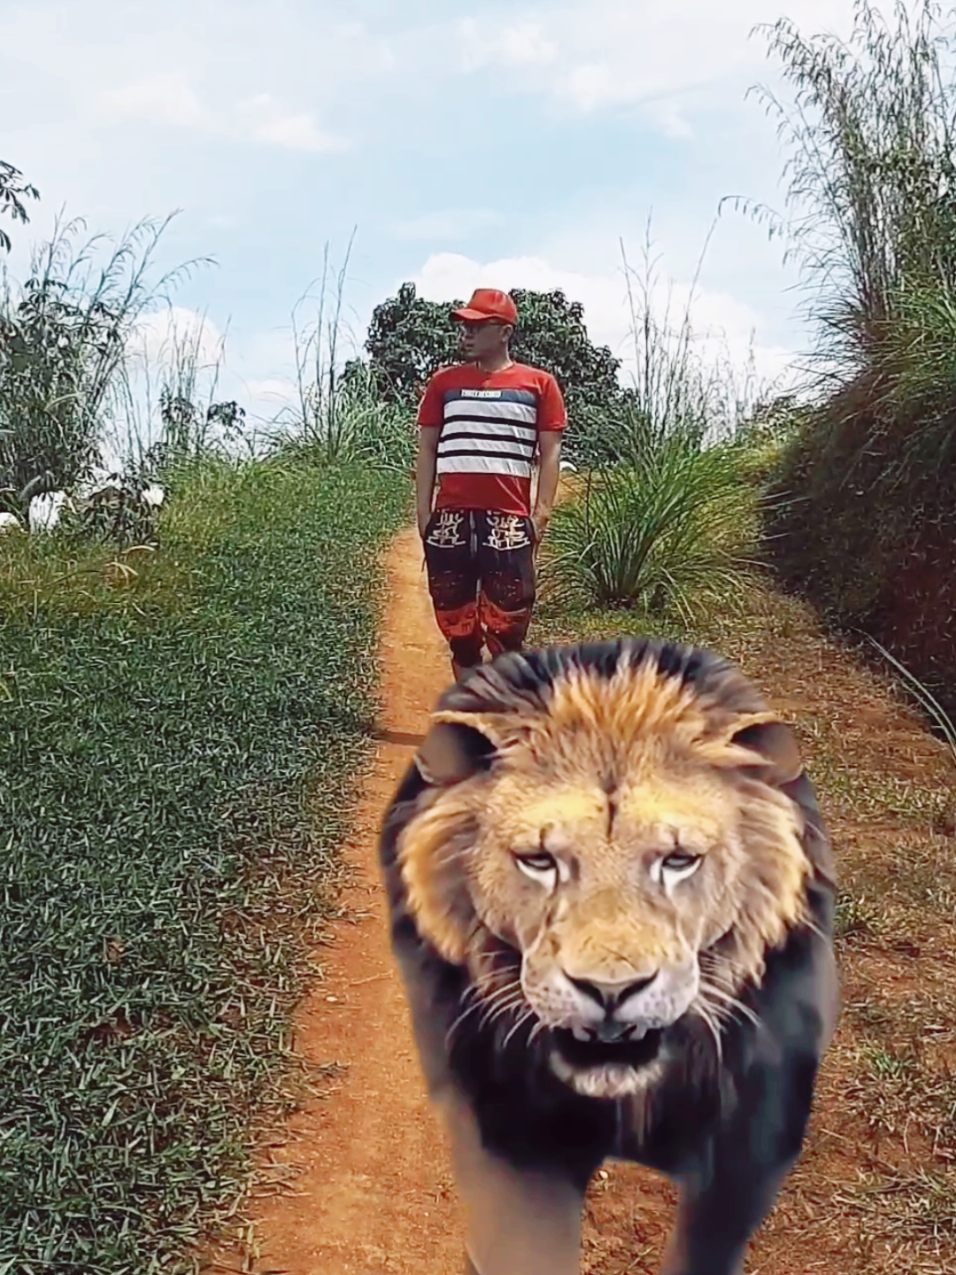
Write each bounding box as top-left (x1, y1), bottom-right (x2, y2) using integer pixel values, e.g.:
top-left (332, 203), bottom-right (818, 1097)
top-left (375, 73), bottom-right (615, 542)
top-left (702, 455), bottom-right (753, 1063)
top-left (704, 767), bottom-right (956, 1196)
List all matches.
top-left (1, 0), bottom-right (881, 438)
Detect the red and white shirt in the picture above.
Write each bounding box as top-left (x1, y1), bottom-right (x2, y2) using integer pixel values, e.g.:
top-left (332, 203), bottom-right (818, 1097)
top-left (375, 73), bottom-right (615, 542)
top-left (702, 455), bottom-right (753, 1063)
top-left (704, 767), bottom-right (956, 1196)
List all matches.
top-left (417, 362), bottom-right (567, 517)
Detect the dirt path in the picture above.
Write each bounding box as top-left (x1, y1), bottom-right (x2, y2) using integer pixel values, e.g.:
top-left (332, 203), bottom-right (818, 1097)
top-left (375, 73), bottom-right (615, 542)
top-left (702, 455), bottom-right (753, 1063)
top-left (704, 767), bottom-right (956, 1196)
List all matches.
top-left (210, 525), bottom-right (465, 1274)
top-left (210, 528), bottom-right (956, 1275)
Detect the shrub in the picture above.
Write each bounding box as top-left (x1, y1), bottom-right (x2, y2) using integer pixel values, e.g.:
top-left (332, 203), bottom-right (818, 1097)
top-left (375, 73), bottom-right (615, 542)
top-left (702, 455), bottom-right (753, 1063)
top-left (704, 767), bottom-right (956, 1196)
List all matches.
top-left (542, 431), bottom-right (758, 622)
top-left (747, 0), bottom-right (956, 710)
top-left (0, 215), bottom-right (207, 518)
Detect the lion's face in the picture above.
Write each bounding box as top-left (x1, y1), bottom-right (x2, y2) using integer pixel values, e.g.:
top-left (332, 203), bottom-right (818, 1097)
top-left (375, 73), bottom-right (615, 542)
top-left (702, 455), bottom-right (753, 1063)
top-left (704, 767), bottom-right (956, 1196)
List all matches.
top-left (476, 766), bottom-right (740, 1030)
top-left (397, 647), bottom-right (812, 1099)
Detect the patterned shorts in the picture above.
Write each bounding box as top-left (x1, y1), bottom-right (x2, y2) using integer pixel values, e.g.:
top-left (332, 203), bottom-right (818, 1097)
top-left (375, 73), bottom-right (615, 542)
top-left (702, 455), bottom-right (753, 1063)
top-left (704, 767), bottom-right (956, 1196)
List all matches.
top-left (422, 508), bottom-right (536, 666)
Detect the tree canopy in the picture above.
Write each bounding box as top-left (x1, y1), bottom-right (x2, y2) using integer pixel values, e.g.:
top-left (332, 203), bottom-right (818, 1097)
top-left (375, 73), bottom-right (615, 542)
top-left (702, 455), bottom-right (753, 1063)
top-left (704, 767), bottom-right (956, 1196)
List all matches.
top-left (0, 162), bottom-right (39, 253)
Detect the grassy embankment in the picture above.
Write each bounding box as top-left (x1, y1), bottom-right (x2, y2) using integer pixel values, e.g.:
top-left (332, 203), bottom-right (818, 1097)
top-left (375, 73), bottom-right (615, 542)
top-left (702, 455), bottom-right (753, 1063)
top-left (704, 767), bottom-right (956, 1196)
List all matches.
top-left (0, 459), bottom-right (406, 1273)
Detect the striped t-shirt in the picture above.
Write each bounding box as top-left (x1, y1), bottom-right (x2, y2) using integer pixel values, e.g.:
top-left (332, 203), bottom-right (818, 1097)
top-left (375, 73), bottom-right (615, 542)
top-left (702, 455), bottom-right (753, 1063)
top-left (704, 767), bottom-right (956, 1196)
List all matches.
top-left (417, 362), bottom-right (567, 517)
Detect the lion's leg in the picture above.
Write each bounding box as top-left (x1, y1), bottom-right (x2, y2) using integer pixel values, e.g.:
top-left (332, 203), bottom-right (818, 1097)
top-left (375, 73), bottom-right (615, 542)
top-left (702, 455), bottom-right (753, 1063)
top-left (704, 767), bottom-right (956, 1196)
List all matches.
top-left (659, 1163), bottom-right (791, 1275)
top-left (439, 1090), bottom-right (587, 1275)
top-left (386, 924), bottom-right (586, 1272)
top-left (658, 1052), bottom-right (819, 1275)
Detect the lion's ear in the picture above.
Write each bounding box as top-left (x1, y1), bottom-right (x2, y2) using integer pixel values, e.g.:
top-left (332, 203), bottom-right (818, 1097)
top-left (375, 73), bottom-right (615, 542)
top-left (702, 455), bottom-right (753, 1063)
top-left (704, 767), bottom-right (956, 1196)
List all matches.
top-left (414, 720), bottom-right (497, 787)
top-left (730, 716), bottom-right (804, 787)
top-left (415, 703), bottom-right (532, 787)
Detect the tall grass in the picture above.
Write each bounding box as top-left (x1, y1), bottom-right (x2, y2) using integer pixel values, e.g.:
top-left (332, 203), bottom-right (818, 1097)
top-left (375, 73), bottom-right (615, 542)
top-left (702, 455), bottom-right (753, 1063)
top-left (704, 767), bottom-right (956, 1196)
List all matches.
top-left (620, 221), bottom-right (765, 456)
top-left (540, 226), bottom-right (765, 622)
top-left (271, 358), bottom-right (417, 473)
top-left (746, 0), bottom-right (956, 460)
top-left (746, 0), bottom-right (956, 709)
top-left (289, 232), bottom-right (357, 462)
top-left (269, 235), bottom-right (417, 472)
top-left (121, 305), bottom-right (245, 470)
top-left (0, 214), bottom-right (209, 517)
top-left (543, 437), bottom-right (757, 619)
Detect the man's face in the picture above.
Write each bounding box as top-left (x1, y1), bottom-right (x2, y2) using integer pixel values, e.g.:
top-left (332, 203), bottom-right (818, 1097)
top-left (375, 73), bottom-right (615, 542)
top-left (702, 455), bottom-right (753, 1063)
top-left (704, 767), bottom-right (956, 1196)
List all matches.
top-left (458, 319), bottom-right (511, 362)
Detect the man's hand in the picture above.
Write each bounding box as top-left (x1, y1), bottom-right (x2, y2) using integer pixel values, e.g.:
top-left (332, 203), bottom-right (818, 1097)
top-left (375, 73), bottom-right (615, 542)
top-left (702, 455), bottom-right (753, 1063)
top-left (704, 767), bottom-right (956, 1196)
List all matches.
top-left (531, 432), bottom-right (561, 557)
top-left (416, 427), bottom-right (441, 541)
top-left (531, 511), bottom-right (549, 555)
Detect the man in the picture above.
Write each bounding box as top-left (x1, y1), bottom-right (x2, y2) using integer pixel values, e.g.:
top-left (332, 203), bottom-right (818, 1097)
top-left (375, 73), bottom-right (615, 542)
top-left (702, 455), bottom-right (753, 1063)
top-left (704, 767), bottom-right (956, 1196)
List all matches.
top-left (415, 287), bottom-right (566, 682)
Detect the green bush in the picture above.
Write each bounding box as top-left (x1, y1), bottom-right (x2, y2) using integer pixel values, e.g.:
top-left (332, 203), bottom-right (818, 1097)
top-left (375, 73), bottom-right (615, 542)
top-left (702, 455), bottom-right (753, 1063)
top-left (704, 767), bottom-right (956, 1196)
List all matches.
top-left (542, 432), bottom-right (758, 622)
top-left (0, 215), bottom-right (207, 518)
top-left (0, 457), bottom-right (406, 1274)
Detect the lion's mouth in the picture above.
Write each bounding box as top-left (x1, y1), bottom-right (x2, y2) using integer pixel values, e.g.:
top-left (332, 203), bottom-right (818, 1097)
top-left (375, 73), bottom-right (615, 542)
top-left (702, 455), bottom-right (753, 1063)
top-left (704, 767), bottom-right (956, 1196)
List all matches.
top-left (552, 1025), bottom-right (664, 1070)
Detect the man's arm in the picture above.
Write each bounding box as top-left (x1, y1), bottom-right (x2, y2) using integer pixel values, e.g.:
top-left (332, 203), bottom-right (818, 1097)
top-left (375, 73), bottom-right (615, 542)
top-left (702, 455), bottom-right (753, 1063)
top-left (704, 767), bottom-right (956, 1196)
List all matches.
top-left (532, 431), bottom-right (562, 545)
top-left (416, 426), bottom-right (441, 536)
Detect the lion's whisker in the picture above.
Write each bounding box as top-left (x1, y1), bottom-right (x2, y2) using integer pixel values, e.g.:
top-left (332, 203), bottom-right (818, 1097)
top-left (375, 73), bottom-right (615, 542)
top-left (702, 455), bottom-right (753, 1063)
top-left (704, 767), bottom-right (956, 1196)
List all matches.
top-left (501, 1008), bottom-right (537, 1050)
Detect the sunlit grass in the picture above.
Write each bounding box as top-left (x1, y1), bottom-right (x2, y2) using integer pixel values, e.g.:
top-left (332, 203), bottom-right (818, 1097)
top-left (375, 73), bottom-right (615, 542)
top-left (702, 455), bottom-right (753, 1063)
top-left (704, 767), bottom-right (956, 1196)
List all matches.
top-left (0, 456), bottom-right (406, 1273)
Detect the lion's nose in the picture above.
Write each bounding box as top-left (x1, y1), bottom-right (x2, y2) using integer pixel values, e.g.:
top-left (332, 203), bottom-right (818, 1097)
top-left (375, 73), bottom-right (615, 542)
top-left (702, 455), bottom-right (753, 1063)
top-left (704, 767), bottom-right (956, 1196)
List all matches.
top-left (565, 971), bottom-right (658, 1009)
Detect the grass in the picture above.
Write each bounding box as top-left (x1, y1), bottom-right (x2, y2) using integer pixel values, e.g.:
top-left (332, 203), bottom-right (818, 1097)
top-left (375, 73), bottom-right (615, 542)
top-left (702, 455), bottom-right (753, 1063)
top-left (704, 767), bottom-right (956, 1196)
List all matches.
top-left (0, 456), bottom-right (406, 1274)
top-left (0, 213), bottom-right (209, 517)
top-left (268, 358), bottom-right (417, 474)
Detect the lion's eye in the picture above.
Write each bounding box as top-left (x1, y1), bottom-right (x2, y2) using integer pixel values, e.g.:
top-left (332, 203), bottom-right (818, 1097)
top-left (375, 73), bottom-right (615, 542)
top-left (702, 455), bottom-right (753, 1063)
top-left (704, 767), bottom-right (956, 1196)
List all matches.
top-left (662, 851), bottom-right (701, 873)
top-left (655, 851), bottom-right (703, 890)
top-left (514, 852), bottom-right (558, 884)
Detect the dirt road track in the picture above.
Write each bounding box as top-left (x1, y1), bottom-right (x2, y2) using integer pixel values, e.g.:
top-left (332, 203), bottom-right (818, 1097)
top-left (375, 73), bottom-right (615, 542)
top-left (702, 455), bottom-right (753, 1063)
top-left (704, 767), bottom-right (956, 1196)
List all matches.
top-left (212, 525), bottom-right (464, 1274)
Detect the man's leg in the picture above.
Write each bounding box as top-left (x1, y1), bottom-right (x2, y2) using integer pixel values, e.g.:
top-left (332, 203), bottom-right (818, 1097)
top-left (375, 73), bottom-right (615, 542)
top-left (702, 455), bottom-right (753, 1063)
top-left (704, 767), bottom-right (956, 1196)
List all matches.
top-left (475, 512), bottom-right (536, 658)
top-left (422, 509), bottom-right (483, 679)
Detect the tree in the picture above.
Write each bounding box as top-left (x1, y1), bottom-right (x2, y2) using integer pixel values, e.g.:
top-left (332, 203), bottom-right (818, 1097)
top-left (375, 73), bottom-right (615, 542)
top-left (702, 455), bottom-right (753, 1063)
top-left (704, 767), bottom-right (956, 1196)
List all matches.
top-left (0, 161), bottom-right (39, 253)
top-left (359, 281), bottom-right (633, 466)
top-left (360, 282), bottom-right (456, 407)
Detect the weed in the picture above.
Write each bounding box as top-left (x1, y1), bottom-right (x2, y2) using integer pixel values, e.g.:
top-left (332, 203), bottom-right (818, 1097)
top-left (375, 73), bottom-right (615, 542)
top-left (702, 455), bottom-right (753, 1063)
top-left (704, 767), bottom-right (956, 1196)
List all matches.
top-left (834, 892), bottom-right (881, 941)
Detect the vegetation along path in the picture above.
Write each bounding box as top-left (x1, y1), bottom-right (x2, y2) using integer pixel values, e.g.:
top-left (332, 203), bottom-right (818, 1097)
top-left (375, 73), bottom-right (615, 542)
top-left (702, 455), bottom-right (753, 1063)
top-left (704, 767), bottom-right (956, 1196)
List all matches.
top-left (211, 525), bottom-right (956, 1275)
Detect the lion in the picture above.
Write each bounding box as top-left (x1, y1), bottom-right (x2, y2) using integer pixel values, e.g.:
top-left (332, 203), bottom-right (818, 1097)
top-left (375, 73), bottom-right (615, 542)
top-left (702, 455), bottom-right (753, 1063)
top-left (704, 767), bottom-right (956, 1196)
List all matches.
top-left (378, 639), bottom-right (839, 1275)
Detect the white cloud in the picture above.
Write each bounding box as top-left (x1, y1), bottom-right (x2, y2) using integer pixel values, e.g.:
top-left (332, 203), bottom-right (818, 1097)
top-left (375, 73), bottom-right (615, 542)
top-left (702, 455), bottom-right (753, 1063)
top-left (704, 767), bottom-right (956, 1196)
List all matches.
top-left (459, 19), bottom-right (559, 70)
top-left (562, 64), bottom-right (612, 113)
top-left (647, 100), bottom-right (694, 140)
top-left (243, 94), bottom-right (348, 153)
top-left (413, 249), bottom-right (795, 394)
top-left (332, 19), bottom-right (398, 75)
top-left (102, 72), bottom-right (210, 128)
top-left (415, 250), bottom-right (630, 353)
top-left (98, 77), bottom-right (347, 153)
top-left (453, 0), bottom-right (882, 126)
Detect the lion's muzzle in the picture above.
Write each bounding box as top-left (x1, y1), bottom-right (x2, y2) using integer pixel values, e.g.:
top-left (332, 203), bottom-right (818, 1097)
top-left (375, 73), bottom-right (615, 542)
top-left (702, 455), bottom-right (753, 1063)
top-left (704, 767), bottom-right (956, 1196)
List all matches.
top-left (522, 957), bottom-right (700, 1038)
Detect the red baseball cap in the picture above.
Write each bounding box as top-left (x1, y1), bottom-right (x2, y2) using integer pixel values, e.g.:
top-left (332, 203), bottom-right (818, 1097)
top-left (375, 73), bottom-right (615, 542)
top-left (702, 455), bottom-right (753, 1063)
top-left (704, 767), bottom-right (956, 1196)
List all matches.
top-left (452, 287), bottom-right (518, 325)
